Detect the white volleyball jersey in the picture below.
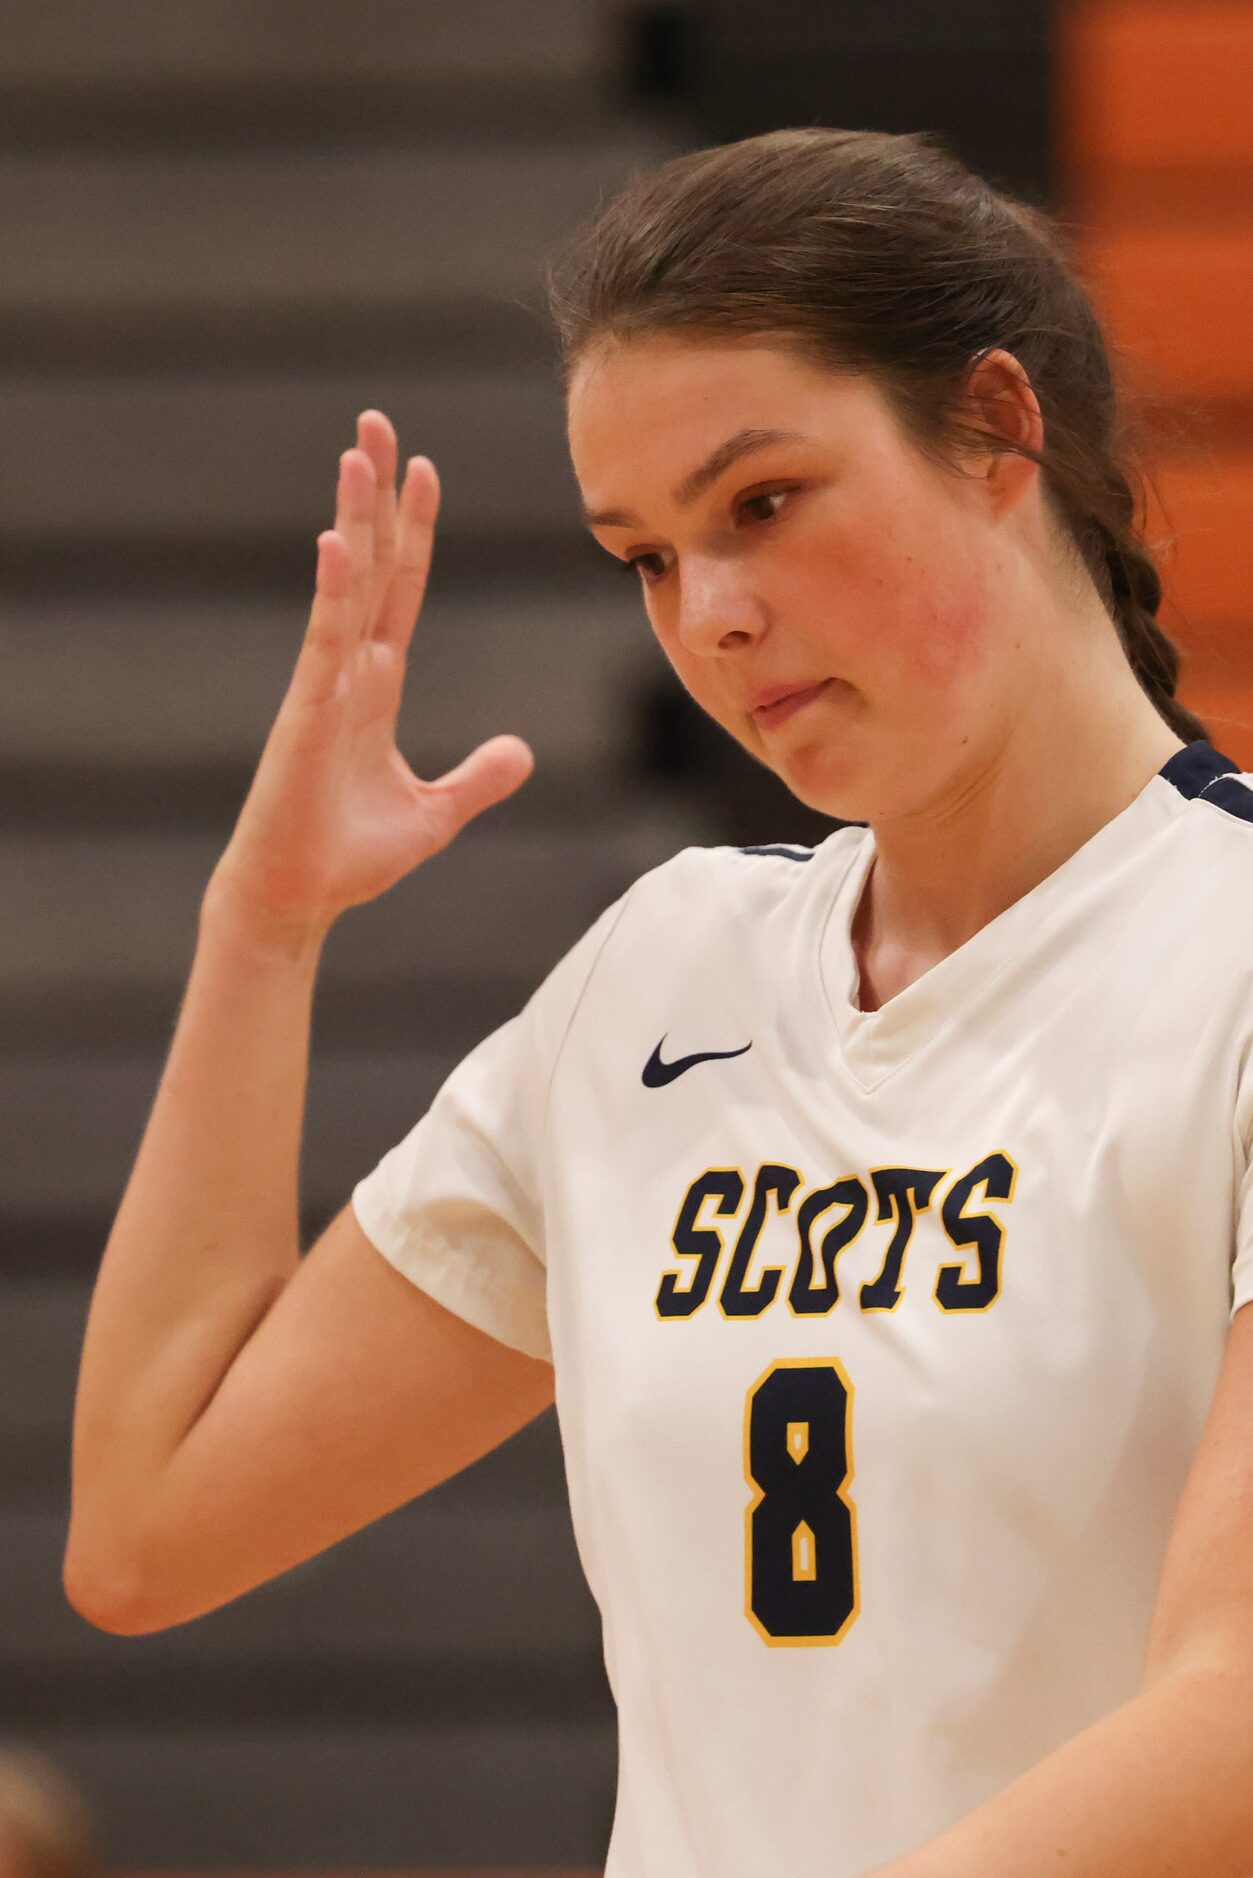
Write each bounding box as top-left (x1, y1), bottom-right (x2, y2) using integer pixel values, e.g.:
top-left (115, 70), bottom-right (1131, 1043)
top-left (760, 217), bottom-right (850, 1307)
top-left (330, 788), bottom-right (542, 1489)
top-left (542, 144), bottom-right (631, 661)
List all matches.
top-left (352, 738), bottom-right (1253, 1878)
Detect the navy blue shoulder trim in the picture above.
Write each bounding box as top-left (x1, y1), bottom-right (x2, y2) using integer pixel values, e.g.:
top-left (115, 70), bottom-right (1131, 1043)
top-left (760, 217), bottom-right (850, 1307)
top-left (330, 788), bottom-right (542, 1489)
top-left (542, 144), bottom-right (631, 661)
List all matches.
top-left (1159, 739), bottom-right (1240, 798)
top-left (735, 843), bottom-right (815, 862)
top-left (1195, 774), bottom-right (1253, 826)
top-left (1159, 739), bottom-right (1253, 825)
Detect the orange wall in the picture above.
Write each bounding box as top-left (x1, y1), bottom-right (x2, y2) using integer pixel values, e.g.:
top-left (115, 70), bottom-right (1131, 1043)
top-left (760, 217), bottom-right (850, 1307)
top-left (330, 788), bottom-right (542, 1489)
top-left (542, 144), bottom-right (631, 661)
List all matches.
top-left (1056, 0), bottom-right (1253, 764)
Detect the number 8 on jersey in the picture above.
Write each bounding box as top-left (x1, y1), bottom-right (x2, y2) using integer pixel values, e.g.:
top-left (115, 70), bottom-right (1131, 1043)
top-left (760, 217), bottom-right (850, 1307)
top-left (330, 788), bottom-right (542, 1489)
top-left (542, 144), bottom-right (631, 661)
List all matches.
top-left (745, 1358), bottom-right (859, 1645)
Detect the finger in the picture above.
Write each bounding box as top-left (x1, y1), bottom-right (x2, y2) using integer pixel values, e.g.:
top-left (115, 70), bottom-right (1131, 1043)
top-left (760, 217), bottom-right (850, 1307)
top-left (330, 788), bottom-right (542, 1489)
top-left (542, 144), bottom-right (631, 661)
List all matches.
top-left (284, 527), bottom-right (354, 713)
top-left (418, 733), bottom-right (536, 857)
top-left (374, 455), bottom-right (440, 651)
top-left (356, 409), bottom-right (399, 633)
top-left (335, 446), bottom-right (377, 643)
top-left (288, 446), bottom-right (372, 703)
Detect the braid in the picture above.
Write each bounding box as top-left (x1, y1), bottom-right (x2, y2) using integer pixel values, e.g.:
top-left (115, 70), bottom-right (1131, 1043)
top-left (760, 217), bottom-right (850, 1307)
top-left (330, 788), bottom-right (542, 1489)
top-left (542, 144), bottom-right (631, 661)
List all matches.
top-left (1098, 485), bottom-right (1210, 747)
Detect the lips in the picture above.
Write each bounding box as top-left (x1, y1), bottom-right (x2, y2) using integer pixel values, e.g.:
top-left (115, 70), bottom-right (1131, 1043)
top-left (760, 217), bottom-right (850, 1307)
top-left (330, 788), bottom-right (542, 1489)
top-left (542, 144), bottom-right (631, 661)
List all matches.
top-left (749, 678), bottom-right (829, 714)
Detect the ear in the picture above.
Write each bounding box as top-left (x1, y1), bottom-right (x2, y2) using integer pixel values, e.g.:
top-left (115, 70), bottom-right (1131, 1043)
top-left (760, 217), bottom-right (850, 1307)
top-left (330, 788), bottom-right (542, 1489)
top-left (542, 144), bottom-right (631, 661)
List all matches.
top-left (954, 346), bottom-right (1044, 516)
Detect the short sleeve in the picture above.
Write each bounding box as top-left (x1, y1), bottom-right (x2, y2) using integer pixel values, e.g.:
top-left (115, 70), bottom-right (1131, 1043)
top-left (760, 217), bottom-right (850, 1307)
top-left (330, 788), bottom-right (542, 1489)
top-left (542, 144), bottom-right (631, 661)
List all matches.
top-left (350, 882), bottom-right (636, 1361)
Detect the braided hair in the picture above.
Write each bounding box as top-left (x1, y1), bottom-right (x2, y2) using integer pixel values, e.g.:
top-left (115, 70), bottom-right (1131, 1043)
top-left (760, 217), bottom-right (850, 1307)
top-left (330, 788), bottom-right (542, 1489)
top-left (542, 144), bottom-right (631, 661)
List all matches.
top-left (1097, 479), bottom-right (1208, 743)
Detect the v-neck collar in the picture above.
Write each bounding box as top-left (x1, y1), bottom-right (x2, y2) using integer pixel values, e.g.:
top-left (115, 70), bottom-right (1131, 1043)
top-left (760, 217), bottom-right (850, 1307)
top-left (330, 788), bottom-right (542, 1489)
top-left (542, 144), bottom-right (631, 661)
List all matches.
top-left (812, 739), bottom-right (1239, 1093)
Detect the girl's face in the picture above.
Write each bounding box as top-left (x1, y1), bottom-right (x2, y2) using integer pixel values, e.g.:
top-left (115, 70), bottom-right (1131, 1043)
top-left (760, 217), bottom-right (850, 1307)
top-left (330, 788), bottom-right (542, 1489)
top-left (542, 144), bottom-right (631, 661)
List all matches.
top-left (567, 332), bottom-right (1028, 825)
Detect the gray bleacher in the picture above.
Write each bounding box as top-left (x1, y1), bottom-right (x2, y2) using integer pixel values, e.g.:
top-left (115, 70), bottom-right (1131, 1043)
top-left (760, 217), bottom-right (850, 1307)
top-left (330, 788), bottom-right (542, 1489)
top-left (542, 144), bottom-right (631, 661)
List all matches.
top-left (0, 4), bottom-right (707, 1867)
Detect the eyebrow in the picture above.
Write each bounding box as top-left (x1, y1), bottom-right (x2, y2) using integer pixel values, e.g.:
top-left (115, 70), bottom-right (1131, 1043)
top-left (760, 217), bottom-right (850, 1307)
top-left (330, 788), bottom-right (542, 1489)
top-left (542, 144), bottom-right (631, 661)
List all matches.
top-left (580, 426), bottom-right (811, 530)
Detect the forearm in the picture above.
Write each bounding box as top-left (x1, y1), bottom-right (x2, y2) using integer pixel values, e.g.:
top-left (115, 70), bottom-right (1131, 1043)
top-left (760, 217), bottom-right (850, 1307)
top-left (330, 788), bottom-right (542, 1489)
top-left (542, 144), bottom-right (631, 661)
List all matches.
top-left (66, 881), bottom-right (327, 1600)
top-left (871, 1663), bottom-right (1253, 1878)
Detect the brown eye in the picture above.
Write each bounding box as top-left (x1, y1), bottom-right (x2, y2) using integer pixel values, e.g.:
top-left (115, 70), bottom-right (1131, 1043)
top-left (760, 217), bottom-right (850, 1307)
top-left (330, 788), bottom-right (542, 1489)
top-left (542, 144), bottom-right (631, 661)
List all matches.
top-left (740, 489), bottom-right (791, 524)
top-left (624, 553), bottom-right (668, 583)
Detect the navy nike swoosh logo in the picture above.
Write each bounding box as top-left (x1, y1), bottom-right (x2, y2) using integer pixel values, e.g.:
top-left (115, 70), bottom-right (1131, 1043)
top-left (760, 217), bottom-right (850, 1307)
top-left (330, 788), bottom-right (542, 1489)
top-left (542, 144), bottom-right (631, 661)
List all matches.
top-left (642, 1034), bottom-right (753, 1087)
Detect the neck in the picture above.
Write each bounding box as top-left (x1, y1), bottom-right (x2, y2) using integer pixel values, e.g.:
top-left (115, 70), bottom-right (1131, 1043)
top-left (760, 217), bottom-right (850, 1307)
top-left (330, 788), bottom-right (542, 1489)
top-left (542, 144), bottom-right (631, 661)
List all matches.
top-left (851, 654), bottom-right (1188, 1010)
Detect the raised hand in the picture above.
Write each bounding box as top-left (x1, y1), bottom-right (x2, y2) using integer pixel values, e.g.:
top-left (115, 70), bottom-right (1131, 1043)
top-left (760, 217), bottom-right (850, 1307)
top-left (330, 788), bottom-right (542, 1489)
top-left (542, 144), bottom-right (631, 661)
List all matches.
top-left (205, 411), bottom-right (535, 942)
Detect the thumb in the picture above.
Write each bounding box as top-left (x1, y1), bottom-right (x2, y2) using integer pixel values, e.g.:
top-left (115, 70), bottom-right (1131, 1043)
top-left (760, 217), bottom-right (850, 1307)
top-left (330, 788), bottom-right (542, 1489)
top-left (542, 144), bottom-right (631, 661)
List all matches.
top-left (421, 734), bottom-right (536, 852)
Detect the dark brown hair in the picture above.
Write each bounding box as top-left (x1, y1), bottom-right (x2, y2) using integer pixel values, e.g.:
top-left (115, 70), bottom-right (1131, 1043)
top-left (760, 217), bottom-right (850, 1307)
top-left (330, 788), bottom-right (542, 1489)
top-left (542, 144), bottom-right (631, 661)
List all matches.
top-left (545, 126), bottom-right (1208, 746)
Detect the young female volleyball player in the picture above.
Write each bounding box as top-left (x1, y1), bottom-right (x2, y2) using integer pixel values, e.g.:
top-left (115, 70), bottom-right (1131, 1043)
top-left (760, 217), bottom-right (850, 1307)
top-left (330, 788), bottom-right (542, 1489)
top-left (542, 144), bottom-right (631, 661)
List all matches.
top-left (65, 128), bottom-right (1253, 1876)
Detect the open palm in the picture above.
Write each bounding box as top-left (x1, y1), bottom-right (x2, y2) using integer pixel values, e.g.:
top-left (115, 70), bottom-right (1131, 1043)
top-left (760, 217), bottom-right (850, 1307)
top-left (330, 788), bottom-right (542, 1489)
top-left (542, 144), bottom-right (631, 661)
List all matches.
top-left (206, 411), bottom-right (535, 940)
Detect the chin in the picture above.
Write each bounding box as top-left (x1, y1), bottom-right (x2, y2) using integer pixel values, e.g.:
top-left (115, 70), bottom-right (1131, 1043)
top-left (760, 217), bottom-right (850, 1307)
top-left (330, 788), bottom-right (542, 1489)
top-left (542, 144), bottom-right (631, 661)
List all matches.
top-left (770, 754), bottom-right (869, 825)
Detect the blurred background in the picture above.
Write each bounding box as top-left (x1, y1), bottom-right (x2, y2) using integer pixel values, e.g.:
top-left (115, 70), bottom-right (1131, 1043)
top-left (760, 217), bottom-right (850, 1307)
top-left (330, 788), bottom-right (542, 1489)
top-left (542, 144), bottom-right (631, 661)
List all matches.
top-left (0, 0), bottom-right (1247, 1873)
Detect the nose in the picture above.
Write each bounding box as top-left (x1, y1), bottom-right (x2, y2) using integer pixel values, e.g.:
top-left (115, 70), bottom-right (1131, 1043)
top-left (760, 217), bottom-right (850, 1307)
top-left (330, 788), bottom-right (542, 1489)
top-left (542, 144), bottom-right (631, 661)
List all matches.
top-left (674, 554), bottom-right (763, 653)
